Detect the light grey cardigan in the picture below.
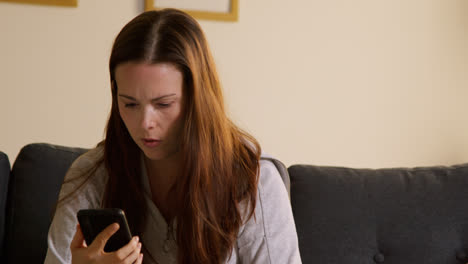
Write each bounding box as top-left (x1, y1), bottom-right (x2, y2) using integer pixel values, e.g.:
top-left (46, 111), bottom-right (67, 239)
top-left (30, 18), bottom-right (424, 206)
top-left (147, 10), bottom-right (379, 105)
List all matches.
top-left (44, 146), bottom-right (302, 264)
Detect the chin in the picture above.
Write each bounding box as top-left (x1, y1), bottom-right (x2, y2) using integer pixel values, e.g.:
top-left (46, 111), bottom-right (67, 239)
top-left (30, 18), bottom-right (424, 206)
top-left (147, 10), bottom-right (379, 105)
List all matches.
top-left (141, 150), bottom-right (165, 161)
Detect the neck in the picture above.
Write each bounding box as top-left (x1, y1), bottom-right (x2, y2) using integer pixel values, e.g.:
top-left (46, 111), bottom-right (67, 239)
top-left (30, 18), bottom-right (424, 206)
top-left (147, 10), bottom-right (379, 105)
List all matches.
top-left (143, 152), bottom-right (183, 223)
top-left (144, 151), bottom-right (183, 194)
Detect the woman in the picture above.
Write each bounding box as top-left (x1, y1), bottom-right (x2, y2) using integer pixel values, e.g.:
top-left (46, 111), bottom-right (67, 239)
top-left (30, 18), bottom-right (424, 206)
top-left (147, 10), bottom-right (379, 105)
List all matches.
top-left (45, 9), bottom-right (301, 264)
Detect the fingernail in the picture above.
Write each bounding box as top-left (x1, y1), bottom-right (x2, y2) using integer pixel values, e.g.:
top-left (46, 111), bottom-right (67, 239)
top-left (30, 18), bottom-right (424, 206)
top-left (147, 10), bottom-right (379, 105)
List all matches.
top-left (140, 253), bottom-right (143, 259)
top-left (134, 236), bottom-right (139, 242)
top-left (138, 242), bottom-right (142, 249)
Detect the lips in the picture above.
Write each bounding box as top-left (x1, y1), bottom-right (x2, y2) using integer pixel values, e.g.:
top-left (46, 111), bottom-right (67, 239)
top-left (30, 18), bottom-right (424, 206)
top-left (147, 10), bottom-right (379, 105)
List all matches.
top-left (142, 138), bottom-right (161, 148)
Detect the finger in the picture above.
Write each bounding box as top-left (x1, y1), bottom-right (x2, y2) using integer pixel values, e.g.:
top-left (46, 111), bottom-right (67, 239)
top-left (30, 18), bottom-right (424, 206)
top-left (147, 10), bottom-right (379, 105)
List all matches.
top-left (135, 253), bottom-right (143, 264)
top-left (113, 236), bottom-right (139, 261)
top-left (89, 223), bottom-right (119, 251)
top-left (70, 224), bottom-right (86, 249)
top-left (122, 242), bottom-right (142, 264)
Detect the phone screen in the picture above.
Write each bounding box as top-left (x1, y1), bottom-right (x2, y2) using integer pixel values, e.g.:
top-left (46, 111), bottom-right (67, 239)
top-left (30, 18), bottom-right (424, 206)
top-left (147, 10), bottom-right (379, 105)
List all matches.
top-left (77, 208), bottom-right (133, 252)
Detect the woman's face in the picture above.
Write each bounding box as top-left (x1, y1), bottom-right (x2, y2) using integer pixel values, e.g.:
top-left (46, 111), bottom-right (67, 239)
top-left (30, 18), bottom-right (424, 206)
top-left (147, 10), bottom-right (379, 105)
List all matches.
top-left (115, 62), bottom-right (184, 162)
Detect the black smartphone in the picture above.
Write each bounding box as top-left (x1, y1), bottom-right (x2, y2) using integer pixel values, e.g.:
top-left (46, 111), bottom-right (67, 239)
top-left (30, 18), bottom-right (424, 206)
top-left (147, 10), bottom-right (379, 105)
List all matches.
top-left (77, 208), bottom-right (133, 252)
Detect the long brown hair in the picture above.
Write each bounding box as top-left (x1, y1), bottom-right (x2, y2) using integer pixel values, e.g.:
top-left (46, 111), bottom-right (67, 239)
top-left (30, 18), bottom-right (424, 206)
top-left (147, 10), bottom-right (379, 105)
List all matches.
top-left (106, 9), bottom-right (261, 263)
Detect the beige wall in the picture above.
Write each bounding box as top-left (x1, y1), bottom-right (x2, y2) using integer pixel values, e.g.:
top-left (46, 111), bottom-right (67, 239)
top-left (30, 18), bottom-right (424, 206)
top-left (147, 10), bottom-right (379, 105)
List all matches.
top-left (1, 0), bottom-right (467, 168)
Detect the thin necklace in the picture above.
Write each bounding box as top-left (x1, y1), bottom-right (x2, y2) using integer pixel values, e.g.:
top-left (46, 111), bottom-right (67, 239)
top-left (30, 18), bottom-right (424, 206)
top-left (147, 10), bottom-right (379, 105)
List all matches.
top-left (163, 220), bottom-right (175, 252)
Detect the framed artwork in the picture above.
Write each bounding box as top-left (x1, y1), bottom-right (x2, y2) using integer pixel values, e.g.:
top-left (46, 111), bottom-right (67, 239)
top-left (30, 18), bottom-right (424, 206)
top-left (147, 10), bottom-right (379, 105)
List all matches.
top-left (145, 0), bottom-right (238, 22)
top-left (0, 0), bottom-right (77, 7)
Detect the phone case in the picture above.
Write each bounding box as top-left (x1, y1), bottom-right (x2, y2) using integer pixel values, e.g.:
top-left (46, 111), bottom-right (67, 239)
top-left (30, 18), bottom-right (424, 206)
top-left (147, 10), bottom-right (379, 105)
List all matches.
top-left (77, 208), bottom-right (133, 252)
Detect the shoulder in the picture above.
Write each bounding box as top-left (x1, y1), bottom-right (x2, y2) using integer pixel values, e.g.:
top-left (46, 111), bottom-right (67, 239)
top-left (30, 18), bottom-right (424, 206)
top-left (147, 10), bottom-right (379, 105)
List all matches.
top-left (258, 155), bottom-right (289, 196)
top-left (66, 145), bottom-right (105, 176)
top-left (45, 145), bottom-right (107, 263)
top-left (237, 155), bottom-right (291, 243)
top-left (58, 144), bottom-right (107, 203)
top-left (234, 155), bottom-right (302, 263)
top-left (257, 156), bottom-right (292, 233)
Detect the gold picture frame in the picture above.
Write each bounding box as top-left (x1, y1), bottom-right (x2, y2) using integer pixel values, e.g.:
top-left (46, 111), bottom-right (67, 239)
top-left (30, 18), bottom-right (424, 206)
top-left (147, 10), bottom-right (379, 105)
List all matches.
top-left (0, 0), bottom-right (77, 7)
top-left (145, 0), bottom-right (238, 22)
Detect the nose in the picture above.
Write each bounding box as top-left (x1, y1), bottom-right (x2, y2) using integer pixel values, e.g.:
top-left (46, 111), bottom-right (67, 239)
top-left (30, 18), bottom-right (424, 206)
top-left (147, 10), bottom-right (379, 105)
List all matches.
top-left (141, 106), bottom-right (156, 130)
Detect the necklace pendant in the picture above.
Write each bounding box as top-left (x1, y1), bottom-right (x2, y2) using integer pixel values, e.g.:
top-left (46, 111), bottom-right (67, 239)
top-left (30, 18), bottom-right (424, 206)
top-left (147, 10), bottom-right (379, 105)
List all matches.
top-left (163, 239), bottom-right (171, 253)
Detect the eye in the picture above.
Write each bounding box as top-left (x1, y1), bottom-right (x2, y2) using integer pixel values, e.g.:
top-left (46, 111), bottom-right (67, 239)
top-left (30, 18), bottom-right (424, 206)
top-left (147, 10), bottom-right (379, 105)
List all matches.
top-left (157, 102), bottom-right (171, 108)
top-left (124, 103), bottom-right (138, 108)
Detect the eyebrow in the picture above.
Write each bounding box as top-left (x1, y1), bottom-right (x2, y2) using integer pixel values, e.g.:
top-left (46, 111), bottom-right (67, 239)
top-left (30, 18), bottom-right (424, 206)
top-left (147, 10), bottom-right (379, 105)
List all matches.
top-left (118, 93), bottom-right (177, 102)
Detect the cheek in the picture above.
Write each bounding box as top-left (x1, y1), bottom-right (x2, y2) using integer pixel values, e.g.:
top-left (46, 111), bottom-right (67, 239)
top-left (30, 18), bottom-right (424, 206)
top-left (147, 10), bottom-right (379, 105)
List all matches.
top-left (168, 114), bottom-right (184, 136)
top-left (119, 109), bottom-right (135, 133)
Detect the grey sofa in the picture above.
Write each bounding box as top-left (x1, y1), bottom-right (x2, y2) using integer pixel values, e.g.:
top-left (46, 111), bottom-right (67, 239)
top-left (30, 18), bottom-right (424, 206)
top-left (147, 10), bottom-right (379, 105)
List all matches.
top-left (1, 143), bottom-right (468, 263)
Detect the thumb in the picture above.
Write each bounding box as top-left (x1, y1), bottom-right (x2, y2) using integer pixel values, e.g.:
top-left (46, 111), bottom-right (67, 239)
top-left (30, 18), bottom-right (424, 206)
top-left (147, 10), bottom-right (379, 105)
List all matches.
top-left (70, 224), bottom-right (86, 249)
top-left (89, 223), bottom-right (119, 251)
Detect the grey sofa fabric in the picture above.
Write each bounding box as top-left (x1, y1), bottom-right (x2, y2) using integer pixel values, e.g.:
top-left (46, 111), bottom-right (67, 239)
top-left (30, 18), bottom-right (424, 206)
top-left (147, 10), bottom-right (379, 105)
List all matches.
top-left (289, 164), bottom-right (468, 264)
top-left (0, 151), bottom-right (10, 261)
top-left (4, 142), bottom-right (468, 264)
top-left (4, 143), bottom-right (87, 264)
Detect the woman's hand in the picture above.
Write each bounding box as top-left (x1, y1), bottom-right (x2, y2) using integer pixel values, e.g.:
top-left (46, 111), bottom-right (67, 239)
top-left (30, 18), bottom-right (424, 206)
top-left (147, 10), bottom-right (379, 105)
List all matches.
top-left (70, 223), bottom-right (143, 264)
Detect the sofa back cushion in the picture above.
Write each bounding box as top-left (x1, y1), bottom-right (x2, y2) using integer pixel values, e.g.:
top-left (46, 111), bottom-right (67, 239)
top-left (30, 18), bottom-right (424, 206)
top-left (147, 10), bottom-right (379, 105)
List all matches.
top-left (4, 143), bottom-right (87, 264)
top-left (289, 164), bottom-right (468, 264)
top-left (0, 151), bottom-right (10, 261)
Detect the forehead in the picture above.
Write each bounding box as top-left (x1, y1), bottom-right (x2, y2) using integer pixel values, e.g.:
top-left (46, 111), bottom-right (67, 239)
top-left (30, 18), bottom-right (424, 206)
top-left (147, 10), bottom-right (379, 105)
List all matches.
top-left (115, 62), bottom-right (183, 95)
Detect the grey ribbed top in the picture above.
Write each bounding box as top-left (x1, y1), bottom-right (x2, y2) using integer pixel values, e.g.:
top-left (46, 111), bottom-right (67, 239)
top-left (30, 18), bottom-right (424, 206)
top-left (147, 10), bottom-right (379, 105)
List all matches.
top-left (44, 146), bottom-right (302, 264)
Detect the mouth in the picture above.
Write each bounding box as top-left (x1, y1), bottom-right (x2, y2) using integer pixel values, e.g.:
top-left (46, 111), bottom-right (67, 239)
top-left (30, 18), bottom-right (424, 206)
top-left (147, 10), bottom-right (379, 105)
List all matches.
top-left (142, 138), bottom-right (161, 148)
